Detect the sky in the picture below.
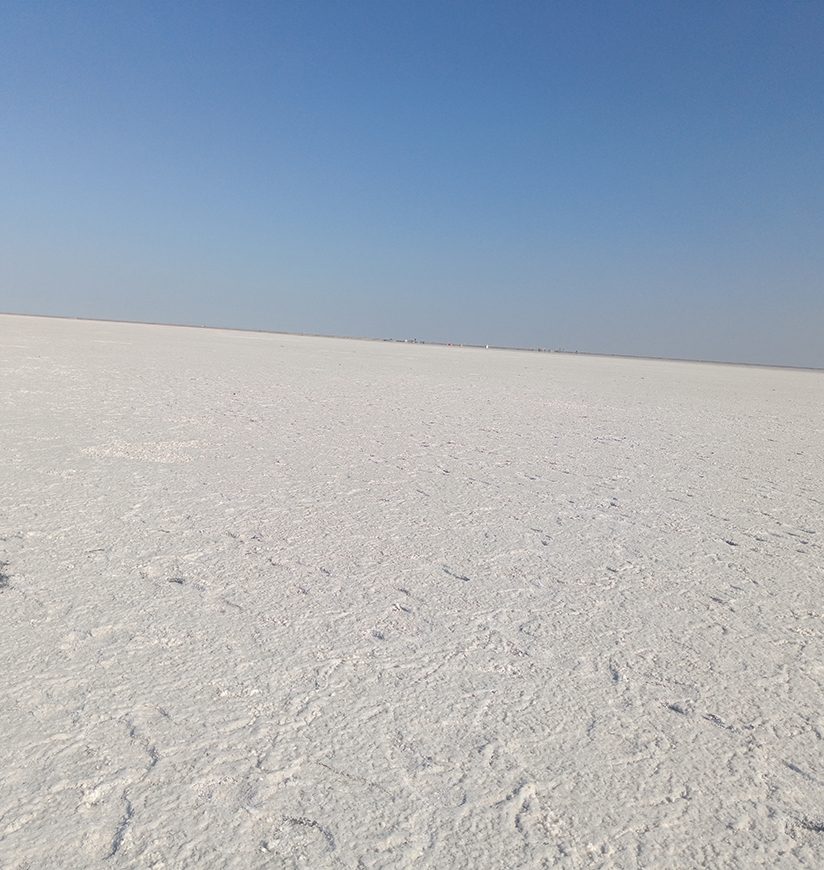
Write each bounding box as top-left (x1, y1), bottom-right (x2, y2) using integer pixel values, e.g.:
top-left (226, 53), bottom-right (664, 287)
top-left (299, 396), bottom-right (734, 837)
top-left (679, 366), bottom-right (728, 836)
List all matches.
top-left (1, 1), bottom-right (823, 367)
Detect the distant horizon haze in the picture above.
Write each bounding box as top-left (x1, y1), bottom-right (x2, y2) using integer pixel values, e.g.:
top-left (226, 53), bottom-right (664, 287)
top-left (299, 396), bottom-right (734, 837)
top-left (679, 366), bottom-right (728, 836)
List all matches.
top-left (1, 1), bottom-right (823, 368)
top-left (3, 310), bottom-right (822, 374)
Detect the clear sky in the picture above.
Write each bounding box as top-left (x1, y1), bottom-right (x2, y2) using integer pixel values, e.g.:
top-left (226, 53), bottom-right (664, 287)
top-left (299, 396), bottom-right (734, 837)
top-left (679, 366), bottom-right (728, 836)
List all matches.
top-left (2, 1), bottom-right (822, 367)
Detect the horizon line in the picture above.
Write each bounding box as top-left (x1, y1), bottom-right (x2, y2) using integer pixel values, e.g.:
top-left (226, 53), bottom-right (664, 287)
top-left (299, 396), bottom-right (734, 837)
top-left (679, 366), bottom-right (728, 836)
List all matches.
top-left (2, 310), bottom-right (822, 375)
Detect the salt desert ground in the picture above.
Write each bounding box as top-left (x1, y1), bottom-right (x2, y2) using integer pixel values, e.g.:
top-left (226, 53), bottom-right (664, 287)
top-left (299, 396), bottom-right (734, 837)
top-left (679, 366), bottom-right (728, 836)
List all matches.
top-left (1, 313), bottom-right (823, 868)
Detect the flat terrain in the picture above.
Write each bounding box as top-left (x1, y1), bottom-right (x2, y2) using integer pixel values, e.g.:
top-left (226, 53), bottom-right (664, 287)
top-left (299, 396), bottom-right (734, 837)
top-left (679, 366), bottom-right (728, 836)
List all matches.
top-left (1, 314), bottom-right (823, 869)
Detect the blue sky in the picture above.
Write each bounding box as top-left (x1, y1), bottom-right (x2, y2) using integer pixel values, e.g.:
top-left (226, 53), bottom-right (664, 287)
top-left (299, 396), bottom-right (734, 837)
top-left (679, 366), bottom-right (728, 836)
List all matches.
top-left (1, 1), bottom-right (822, 366)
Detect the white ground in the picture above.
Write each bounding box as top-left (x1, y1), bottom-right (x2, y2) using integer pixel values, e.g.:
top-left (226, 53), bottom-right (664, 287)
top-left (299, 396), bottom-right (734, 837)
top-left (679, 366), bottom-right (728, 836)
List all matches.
top-left (1, 313), bottom-right (823, 869)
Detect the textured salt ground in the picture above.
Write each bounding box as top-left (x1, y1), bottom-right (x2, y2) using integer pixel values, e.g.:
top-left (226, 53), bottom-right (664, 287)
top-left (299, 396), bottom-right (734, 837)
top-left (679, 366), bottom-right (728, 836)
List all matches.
top-left (1, 313), bottom-right (823, 869)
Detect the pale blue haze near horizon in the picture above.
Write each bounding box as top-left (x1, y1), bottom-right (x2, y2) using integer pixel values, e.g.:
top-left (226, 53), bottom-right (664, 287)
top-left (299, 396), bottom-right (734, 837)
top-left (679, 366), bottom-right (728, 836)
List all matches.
top-left (1, 1), bottom-right (822, 367)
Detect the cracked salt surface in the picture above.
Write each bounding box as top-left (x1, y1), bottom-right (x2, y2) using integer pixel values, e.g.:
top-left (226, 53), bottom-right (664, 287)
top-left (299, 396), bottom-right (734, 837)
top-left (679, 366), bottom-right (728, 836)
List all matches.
top-left (1, 314), bottom-right (824, 867)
